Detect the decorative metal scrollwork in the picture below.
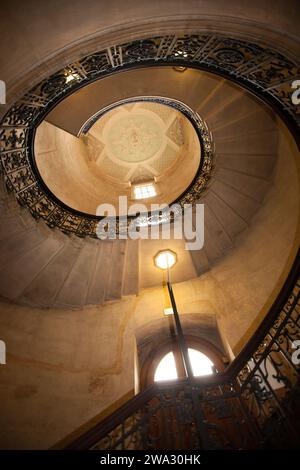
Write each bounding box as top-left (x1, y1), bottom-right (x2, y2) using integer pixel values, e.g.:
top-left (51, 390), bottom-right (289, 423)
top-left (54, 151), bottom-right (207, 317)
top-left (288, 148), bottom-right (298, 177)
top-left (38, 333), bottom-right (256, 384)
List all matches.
top-left (0, 33), bottom-right (299, 238)
top-left (64, 274), bottom-right (300, 450)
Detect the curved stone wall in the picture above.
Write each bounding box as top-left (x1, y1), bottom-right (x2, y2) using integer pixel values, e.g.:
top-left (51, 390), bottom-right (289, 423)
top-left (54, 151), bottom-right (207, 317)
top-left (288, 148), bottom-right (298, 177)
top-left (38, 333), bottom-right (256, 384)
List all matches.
top-left (0, 119), bottom-right (298, 449)
top-left (1, 0), bottom-right (299, 109)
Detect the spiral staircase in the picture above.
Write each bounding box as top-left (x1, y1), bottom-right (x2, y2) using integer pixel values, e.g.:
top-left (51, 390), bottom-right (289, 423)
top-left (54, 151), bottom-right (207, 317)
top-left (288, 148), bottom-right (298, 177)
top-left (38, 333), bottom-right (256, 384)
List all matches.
top-left (0, 72), bottom-right (279, 308)
top-left (0, 1), bottom-right (299, 451)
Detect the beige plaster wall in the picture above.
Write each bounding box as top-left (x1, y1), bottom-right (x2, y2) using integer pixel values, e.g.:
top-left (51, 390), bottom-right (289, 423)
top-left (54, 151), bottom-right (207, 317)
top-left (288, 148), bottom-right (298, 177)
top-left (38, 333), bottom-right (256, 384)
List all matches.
top-left (34, 121), bottom-right (119, 214)
top-left (0, 0), bottom-right (299, 451)
top-left (0, 0), bottom-right (299, 117)
top-left (0, 119), bottom-right (298, 449)
top-left (0, 279), bottom-right (241, 449)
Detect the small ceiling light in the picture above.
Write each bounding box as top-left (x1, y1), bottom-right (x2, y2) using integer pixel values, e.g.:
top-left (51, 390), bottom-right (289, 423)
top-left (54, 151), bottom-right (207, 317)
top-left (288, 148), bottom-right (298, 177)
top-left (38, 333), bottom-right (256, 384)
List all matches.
top-left (154, 249), bottom-right (177, 270)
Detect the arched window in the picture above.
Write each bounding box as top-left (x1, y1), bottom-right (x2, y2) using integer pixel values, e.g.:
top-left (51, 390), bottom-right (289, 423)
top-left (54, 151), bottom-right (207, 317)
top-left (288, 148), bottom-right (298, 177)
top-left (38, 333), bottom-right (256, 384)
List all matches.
top-left (154, 348), bottom-right (214, 382)
top-left (139, 335), bottom-right (226, 390)
top-left (154, 351), bottom-right (178, 382)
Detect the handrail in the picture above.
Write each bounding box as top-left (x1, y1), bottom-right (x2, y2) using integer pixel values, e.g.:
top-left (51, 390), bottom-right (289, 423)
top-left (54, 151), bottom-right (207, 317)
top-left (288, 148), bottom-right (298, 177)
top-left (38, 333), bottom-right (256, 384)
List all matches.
top-left (65, 249), bottom-right (300, 450)
top-left (65, 379), bottom-right (197, 449)
top-left (223, 248), bottom-right (300, 377)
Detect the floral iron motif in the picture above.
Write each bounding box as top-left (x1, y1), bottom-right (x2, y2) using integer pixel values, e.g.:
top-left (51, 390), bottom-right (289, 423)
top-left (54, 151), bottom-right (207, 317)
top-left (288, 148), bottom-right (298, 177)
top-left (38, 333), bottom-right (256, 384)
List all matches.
top-left (0, 33), bottom-right (299, 238)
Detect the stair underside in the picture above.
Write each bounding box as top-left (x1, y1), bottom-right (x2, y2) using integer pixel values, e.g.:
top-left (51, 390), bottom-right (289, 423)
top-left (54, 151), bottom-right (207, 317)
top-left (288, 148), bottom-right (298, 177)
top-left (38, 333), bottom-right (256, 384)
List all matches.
top-left (0, 75), bottom-right (278, 308)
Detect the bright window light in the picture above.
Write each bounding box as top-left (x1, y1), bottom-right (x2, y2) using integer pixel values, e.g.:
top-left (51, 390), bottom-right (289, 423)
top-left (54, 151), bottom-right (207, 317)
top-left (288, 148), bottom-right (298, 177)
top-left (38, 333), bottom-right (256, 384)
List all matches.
top-left (188, 348), bottom-right (214, 377)
top-left (133, 183), bottom-right (156, 200)
top-left (154, 349), bottom-right (214, 382)
top-left (154, 352), bottom-right (178, 382)
top-left (163, 307), bottom-right (174, 316)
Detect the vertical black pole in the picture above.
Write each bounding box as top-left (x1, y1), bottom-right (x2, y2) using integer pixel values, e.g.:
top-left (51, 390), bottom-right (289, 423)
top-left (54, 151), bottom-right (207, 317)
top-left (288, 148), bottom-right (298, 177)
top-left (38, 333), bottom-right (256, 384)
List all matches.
top-left (166, 280), bottom-right (210, 448)
top-left (167, 281), bottom-right (194, 380)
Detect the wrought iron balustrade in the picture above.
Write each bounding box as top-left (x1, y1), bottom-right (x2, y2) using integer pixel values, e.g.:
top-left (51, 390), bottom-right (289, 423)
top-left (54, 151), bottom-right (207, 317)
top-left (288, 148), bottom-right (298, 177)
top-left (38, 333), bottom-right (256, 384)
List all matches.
top-left (64, 251), bottom-right (300, 450)
top-left (1, 33), bottom-right (299, 238)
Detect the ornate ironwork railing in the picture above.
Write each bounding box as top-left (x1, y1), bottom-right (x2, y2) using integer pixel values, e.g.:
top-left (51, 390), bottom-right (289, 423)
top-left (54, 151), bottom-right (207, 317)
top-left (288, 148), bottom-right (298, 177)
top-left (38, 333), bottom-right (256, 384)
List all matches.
top-left (65, 252), bottom-right (300, 450)
top-left (1, 33), bottom-right (299, 238)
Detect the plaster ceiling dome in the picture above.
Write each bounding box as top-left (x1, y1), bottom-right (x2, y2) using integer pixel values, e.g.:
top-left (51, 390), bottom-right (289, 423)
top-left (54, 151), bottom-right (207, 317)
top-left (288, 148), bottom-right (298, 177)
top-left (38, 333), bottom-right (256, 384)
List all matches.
top-left (103, 107), bottom-right (165, 163)
top-left (34, 100), bottom-right (201, 216)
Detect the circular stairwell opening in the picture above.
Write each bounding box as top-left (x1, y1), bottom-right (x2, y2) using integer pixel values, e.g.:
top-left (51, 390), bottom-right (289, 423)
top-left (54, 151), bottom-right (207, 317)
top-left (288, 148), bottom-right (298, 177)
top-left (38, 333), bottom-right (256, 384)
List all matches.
top-left (34, 98), bottom-right (202, 217)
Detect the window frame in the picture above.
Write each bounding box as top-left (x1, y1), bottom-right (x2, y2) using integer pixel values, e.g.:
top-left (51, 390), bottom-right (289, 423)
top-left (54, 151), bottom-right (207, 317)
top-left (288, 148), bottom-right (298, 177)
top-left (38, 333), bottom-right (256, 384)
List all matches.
top-left (140, 335), bottom-right (226, 389)
top-left (132, 182), bottom-right (157, 200)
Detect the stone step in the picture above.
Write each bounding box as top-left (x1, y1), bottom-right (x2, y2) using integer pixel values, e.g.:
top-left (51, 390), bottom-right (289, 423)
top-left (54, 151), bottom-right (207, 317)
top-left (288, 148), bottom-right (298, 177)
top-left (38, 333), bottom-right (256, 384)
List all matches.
top-left (0, 226), bottom-right (45, 268)
top-left (0, 74), bottom-right (280, 307)
top-left (210, 179), bottom-right (261, 221)
top-left (20, 234), bottom-right (84, 308)
top-left (122, 239), bottom-right (139, 296)
top-left (215, 132), bottom-right (278, 155)
top-left (0, 214), bottom-right (30, 241)
top-left (201, 192), bottom-right (248, 239)
top-left (105, 240), bottom-right (127, 301)
top-left (86, 241), bottom-right (113, 305)
top-left (54, 237), bottom-right (97, 308)
top-left (199, 81), bottom-right (246, 122)
top-left (214, 128), bottom-right (278, 145)
top-left (189, 248), bottom-right (210, 276)
top-left (212, 106), bottom-right (276, 137)
top-left (216, 152), bottom-right (276, 180)
top-left (206, 93), bottom-right (267, 129)
top-left (203, 204), bottom-right (234, 263)
top-left (214, 167), bottom-right (271, 202)
top-left (0, 233), bottom-right (64, 300)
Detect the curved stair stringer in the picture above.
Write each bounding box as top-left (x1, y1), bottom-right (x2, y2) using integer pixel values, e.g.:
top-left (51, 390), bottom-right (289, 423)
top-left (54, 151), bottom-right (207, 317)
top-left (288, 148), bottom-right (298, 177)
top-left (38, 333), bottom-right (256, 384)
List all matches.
top-left (0, 75), bottom-right (280, 307)
top-left (0, 174), bottom-right (140, 309)
top-left (187, 85), bottom-right (279, 275)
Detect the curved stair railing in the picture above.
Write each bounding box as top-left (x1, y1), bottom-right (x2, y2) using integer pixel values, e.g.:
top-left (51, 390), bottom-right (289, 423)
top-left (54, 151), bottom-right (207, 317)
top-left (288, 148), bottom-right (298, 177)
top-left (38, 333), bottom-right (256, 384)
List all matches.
top-left (65, 251), bottom-right (300, 450)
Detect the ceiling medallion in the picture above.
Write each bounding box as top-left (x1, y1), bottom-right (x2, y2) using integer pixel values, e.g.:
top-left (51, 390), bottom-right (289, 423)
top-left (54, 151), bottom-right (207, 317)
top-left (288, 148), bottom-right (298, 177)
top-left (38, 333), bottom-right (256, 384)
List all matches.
top-left (0, 33), bottom-right (299, 238)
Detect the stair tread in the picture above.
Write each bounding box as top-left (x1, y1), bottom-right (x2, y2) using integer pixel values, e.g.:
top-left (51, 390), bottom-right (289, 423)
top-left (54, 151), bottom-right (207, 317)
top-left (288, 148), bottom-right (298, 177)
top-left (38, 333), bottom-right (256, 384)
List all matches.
top-left (189, 248), bottom-right (210, 275)
top-left (86, 241), bottom-right (113, 305)
top-left (0, 235), bottom-right (64, 299)
top-left (122, 239), bottom-right (139, 296)
top-left (212, 108), bottom-right (276, 137)
top-left (202, 192), bottom-right (248, 238)
top-left (214, 167), bottom-right (271, 202)
top-left (216, 153), bottom-right (276, 179)
top-left (210, 180), bottom-right (260, 221)
top-left (54, 239), bottom-right (96, 308)
top-left (215, 133), bottom-right (278, 155)
top-left (0, 228), bottom-right (45, 268)
top-left (203, 205), bottom-right (234, 262)
top-left (105, 240), bottom-right (127, 301)
top-left (20, 236), bottom-right (83, 307)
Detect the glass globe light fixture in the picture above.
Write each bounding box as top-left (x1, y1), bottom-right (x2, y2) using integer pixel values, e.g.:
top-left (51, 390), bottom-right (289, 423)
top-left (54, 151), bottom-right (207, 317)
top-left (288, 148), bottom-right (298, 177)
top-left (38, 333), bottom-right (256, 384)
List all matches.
top-left (154, 249), bottom-right (177, 270)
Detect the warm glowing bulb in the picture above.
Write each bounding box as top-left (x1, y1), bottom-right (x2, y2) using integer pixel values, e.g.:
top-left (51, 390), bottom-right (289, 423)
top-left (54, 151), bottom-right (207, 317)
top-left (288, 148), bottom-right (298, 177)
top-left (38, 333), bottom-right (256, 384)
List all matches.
top-left (154, 250), bottom-right (177, 270)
